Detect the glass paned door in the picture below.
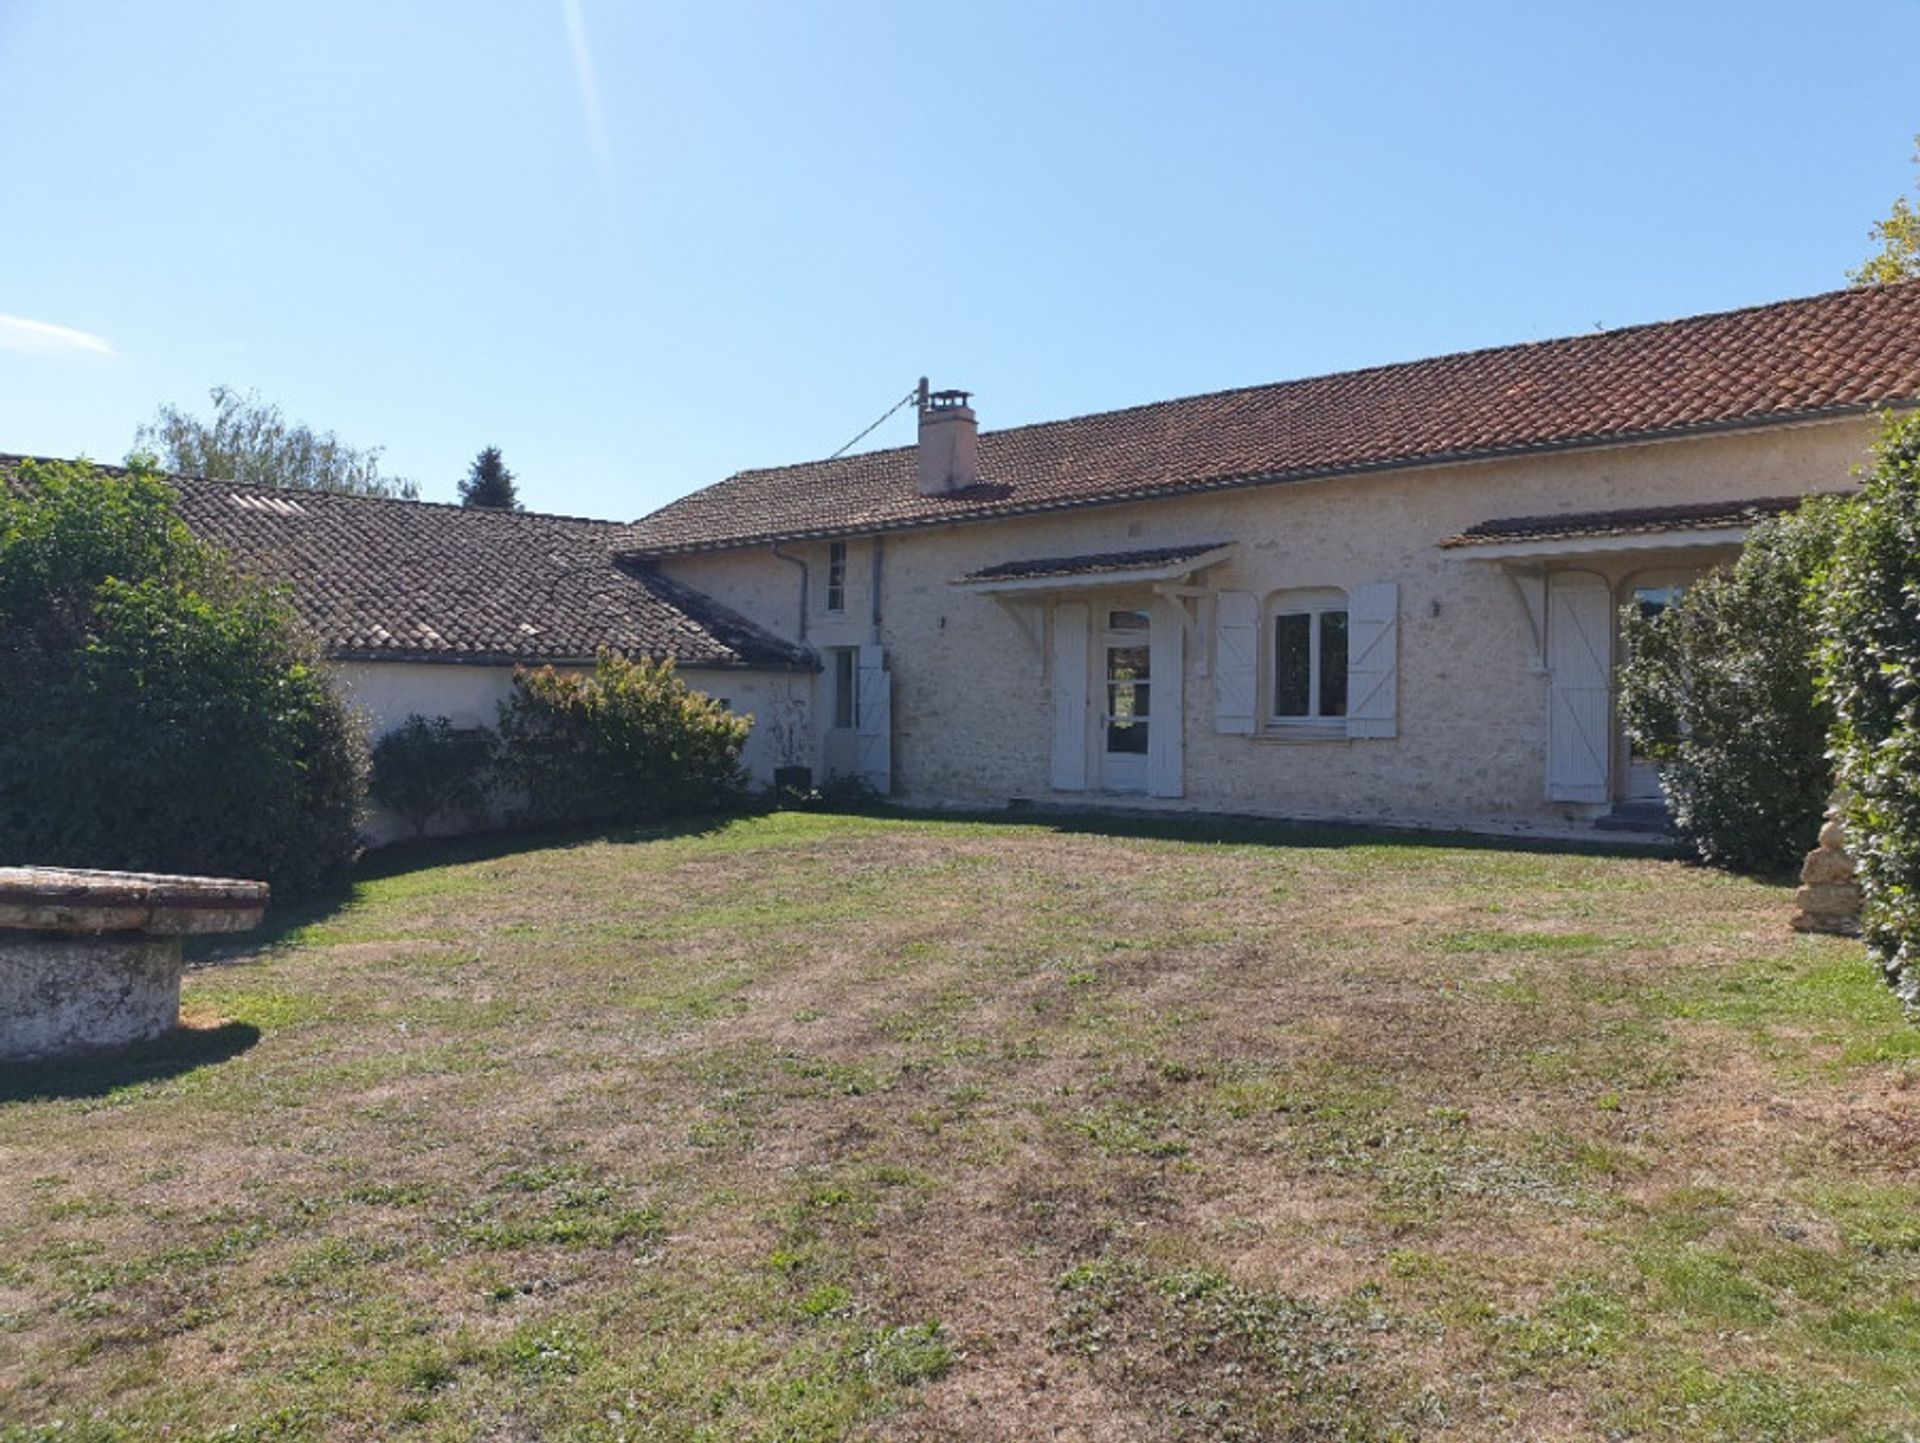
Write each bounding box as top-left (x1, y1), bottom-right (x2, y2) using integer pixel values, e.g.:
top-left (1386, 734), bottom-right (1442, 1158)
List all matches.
top-left (1625, 583), bottom-right (1686, 802)
top-left (1102, 608), bottom-right (1151, 792)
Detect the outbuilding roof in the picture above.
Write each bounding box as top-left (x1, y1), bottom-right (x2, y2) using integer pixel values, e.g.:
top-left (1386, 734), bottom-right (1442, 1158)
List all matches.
top-left (2, 458), bottom-right (812, 671)
top-left (625, 282), bottom-right (1920, 556)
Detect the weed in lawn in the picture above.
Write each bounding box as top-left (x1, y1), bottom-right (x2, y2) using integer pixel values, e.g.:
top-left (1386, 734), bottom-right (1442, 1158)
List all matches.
top-left (1050, 1253), bottom-right (1418, 1441)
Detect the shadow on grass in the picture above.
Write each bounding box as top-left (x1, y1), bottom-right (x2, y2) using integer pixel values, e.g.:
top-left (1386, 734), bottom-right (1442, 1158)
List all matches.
top-left (870, 802), bottom-right (1683, 861)
top-left (189, 802), bottom-right (1682, 965)
top-left (187, 812), bottom-right (747, 960)
top-left (0, 1022), bottom-right (260, 1104)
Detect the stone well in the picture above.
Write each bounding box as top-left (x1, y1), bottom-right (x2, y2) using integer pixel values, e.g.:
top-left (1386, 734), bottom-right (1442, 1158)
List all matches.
top-left (0, 867), bottom-right (268, 1063)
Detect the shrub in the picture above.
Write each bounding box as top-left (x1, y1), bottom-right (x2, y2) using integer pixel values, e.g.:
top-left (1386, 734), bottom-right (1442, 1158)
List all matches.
top-left (0, 458), bottom-right (365, 898)
top-left (494, 651), bottom-right (750, 824)
top-left (369, 714), bottom-right (496, 838)
top-left (1819, 411), bottom-right (1920, 1009)
top-left (1618, 498), bottom-right (1846, 874)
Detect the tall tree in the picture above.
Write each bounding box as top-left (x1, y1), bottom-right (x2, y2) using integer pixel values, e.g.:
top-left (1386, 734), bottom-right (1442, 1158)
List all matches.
top-left (134, 385), bottom-right (417, 498)
top-left (459, 446), bottom-right (521, 510)
top-left (1851, 134), bottom-right (1920, 286)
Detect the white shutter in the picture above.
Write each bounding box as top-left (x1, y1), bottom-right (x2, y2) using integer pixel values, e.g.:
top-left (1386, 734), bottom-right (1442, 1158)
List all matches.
top-left (1050, 603), bottom-right (1089, 791)
top-left (1147, 601), bottom-right (1185, 798)
top-left (1213, 590), bottom-right (1258, 734)
top-left (1345, 581), bottom-right (1398, 740)
top-left (1546, 572), bottom-right (1611, 802)
top-left (854, 643), bottom-right (891, 795)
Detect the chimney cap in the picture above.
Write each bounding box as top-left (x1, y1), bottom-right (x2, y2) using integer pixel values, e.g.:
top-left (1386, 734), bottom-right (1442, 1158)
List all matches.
top-left (926, 388), bottom-right (973, 411)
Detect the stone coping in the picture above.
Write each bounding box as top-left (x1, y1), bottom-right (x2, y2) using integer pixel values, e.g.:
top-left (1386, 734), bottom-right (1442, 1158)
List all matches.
top-left (0, 867), bottom-right (270, 935)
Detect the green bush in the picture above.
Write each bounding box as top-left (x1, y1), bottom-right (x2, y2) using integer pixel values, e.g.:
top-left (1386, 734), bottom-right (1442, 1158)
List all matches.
top-left (0, 459), bottom-right (365, 898)
top-left (494, 651), bottom-right (750, 824)
top-left (1819, 412), bottom-right (1920, 1009)
top-left (369, 714), bottom-right (495, 838)
top-left (1618, 498), bottom-right (1845, 874)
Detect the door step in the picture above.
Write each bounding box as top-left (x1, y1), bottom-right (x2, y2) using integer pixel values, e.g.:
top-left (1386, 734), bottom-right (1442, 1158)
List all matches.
top-left (1594, 802), bottom-right (1675, 835)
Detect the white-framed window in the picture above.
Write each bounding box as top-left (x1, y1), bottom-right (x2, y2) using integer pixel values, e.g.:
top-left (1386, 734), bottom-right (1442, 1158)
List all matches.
top-left (826, 541), bottom-right (847, 613)
top-left (832, 647), bottom-right (859, 729)
top-left (1268, 588), bottom-right (1348, 725)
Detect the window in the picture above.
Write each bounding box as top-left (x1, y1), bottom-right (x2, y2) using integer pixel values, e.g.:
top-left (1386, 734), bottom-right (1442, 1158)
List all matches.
top-left (826, 542), bottom-right (847, 613)
top-left (832, 648), bottom-right (859, 729)
top-left (1103, 609), bottom-right (1152, 756)
top-left (1269, 590), bottom-right (1348, 723)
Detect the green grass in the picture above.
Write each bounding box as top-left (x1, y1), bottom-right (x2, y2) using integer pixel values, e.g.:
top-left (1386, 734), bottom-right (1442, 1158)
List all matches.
top-left (3, 810), bottom-right (1916, 1440)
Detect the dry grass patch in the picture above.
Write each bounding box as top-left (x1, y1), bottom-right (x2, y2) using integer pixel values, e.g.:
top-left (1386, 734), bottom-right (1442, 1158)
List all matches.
top-left (1, 811), bottom-right (1916, 1441)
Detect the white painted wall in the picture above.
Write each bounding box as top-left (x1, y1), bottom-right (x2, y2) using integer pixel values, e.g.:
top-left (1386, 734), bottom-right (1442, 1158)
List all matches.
top-left (658, 416), bottom-right (1876, 835)
top-left (330, 659), bottom-right (805, 844)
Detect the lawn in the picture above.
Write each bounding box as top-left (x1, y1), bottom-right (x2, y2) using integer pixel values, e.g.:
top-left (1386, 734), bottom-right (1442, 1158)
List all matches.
top-left (2, 811), bottom-right (1917, 1442)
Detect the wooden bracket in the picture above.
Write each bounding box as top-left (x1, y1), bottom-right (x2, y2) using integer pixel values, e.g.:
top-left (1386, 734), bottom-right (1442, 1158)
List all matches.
top-left (992, 596), bottom-right (1048, 676)
top-left (1501, 566), bottom-right (1549, 675)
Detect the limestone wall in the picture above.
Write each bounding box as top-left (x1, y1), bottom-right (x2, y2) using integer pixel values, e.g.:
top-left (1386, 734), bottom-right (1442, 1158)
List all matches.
top-left (660, 416), bottom-right (1875, 832)
top-left (330, 659), bottom-right (800, 844)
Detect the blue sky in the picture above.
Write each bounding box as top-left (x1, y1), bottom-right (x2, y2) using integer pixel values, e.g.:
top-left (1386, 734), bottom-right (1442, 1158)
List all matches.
top-left (3, 1), bottom-right (1917, 518)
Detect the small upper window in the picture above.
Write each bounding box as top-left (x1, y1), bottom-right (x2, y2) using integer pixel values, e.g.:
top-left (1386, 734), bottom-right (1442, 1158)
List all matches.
top-left (826, 542), bottom-right (847, 613)
top-left (1270, 590), bottom-right (1348, 723)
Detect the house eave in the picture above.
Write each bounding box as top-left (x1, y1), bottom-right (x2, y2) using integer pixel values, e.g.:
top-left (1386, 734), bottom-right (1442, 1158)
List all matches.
top-left (325, 647), bottom-right (819, 672)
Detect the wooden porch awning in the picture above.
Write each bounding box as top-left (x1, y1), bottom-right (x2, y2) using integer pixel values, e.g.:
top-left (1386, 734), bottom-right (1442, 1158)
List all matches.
top-left (951, 541), bottom-right (1234, 594)
top-left (1438, 495), bottom-right (1828, 561)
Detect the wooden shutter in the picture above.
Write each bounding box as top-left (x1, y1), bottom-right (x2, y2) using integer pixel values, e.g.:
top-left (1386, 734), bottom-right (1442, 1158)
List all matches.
top-left (1345, 581), bottom-right (1398, 740)
top-left (1147, 601), bottom-right (1185, 798)
top-left (1050, 602), bottom-right (1089, 791)
top-left (1213, 590), bottom-right (1258, 734)
top-left (854, 644), bottom-right (891, 795)
top-left (1546, 572), bottom-right (1611, 802)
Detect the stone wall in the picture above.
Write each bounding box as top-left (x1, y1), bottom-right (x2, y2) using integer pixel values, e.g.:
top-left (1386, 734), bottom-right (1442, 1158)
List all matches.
top-left (660, 416), bottom-right (1877, 833)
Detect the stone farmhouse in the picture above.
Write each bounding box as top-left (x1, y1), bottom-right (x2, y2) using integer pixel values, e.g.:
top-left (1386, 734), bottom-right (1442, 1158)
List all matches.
top-left (42, 281), bottom-right (1920, 840)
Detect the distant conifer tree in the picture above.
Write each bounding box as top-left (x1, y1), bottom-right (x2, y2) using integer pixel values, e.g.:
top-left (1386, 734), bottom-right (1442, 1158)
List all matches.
top-left (459, 446), bottom-right (521, 510)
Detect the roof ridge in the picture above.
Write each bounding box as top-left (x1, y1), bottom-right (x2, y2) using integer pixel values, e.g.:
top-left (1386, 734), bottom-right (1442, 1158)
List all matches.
top-left (705, 279), bottom-right (1920, 486)
top-left (167, 472), bottom-right (633, 529)
top-left (1, 453), bottom-right (634, 530)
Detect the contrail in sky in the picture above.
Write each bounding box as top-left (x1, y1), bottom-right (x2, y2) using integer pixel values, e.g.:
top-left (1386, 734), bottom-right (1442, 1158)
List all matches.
top-left (0, 314), bottom-right (116, 358)
top-left (561, 0), bottom-right (615, 210)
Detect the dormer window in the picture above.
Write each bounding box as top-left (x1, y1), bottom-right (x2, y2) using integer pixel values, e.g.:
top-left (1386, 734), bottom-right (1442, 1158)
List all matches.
top-left (826, 541), bottom-right (847, 614)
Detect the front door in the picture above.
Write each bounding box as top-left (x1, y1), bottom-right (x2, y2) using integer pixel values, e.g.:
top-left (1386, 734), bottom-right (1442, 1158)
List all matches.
top-left (1100, 606), bottom-right (1152, 793)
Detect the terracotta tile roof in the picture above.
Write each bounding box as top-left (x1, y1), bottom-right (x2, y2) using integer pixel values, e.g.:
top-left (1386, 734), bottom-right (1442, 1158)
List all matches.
top-left (1, 457), bottom-right (812, 670)
top-left (626, 282), bottom-right (1920, 556)
top-left (1442, 495), bottom-right (1813, 548)
top-left (957, 542), bottom-right (1231, 585)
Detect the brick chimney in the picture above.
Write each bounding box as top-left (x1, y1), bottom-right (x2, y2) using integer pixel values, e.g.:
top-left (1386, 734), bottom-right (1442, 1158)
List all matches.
top-left (916, 377), bottom-right (978, 496)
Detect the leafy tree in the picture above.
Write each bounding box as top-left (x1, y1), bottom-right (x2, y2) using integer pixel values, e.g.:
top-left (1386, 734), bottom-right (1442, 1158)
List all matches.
top-left (1850, 135), bottom-right (1920, 286)
top-left (495, 652), bottom-right (749, 824)
top-left (369, 714), bottom-right (495, 837)
top-left (0, 458), bottom-right (366, 898)
top-left (134, 384), bottom-right (418, 498)
top-left (1619, 498), bottom-right (1846, 874)
top-left (1819, 411), bottom-right (1920, 1009)
top-left (459, 446), bottom-right (521, 510)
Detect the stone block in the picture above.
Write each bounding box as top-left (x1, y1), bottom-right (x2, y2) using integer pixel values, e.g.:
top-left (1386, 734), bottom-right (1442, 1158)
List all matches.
top-left (1800, 848), bottom-right (1857, 886)
top-left (0, 935), bottom-right (184, 1062)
